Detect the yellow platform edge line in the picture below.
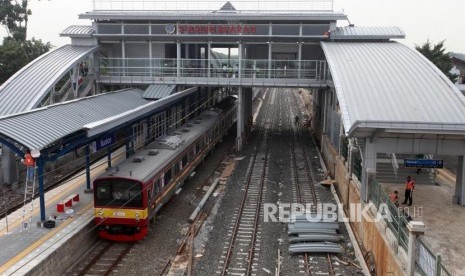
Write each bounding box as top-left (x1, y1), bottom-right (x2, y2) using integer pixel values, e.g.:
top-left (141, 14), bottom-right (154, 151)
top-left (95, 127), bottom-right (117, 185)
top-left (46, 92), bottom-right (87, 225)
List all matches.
top-left (0, 202), bottom-right (93, 274)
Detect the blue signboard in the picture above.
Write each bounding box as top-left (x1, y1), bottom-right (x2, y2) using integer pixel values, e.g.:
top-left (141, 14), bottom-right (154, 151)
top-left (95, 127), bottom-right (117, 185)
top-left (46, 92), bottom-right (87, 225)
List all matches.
top-left (404, 159), bottom-right (443, 168)
top-left (93, 134), bottom-right (116, 152)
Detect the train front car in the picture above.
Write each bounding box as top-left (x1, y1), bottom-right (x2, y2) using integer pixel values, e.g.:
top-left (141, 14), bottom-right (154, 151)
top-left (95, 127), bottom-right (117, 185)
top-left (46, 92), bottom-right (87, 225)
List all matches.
top-left (94, 177), bottom-right (148, 241)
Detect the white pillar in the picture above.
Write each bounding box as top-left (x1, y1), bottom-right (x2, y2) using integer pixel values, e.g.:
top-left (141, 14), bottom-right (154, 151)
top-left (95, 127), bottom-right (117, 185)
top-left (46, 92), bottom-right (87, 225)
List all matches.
top-left (122, 41), bottom-right (126, 77)
top-left (236, 87), bottom-right (245, 151)
top-left (298, 42), bottom-right (302, 79)
top-left (362, 138), bottom-right (377, 202)
top-left (407, 221), bottom-right (426, 276)
top-left (238, 42), bottom-right (242, 79)
top-left (268, 42), bottom-right (272, 78)
top-left (177, 42), bottom-right (181, 77)
top-left (208, 41), bottom-right (212, 78)
top-left (454, 156), bottom-right (465, 205)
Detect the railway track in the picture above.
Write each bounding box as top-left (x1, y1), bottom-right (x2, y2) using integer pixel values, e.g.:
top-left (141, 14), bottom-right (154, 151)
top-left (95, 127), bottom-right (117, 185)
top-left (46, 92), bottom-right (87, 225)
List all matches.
top-left (65, 240), bottom-right (133, 276)
top-left (218, 89), bottom-right (276, 276)
top-left (287, 91), bottom-right (335, 276)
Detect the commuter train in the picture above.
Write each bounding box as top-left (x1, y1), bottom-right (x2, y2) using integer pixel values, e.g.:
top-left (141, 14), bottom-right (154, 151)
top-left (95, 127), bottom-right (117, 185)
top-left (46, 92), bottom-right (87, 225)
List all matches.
top-left (93, 98), bottom-right (237, 241)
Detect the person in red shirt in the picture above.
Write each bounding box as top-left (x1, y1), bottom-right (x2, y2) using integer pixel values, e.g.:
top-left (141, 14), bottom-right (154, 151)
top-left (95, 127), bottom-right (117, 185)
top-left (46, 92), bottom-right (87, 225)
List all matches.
top-left (402, 176), bottom-right (415, 206)
top-left (23, 150), bottom-right (35, 182)
top-left (389, 190), bottom-right (399, 207)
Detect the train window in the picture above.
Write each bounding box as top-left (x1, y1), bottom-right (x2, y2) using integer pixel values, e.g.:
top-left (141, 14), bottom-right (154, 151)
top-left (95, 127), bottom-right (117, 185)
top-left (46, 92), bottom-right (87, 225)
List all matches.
top-left (94, 179), bottom-right (142, 207)
top-left (164, 169), bottom-right (172, 185)
top-left (175, 162), bottom-right (180, 174)
top-left (195, 144), bottom-right (200, 154)
top-left (182, 155), bottom-right (188, 166)
top-left (155, 179), bottom-right (161, 194)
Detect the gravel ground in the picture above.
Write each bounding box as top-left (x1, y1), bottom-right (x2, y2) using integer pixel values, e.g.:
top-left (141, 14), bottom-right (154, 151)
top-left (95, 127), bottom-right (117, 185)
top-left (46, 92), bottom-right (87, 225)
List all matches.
top-left (111, 132), bottom-right (236, 276)
top-left (195, 89), bottom-right (363, 276)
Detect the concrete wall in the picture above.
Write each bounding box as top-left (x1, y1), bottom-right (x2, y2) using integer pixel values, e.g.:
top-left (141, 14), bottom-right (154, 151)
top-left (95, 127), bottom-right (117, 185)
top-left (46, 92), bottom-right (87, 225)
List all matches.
top-left (26, 220), bottom-right (98, 276)
top-left (320, 135), bottom-right (407, 276)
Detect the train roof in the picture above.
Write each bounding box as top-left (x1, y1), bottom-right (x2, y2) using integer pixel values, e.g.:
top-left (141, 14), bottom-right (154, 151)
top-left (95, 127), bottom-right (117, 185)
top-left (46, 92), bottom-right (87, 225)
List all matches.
top-left (98, 108), bottom-right (224, 182)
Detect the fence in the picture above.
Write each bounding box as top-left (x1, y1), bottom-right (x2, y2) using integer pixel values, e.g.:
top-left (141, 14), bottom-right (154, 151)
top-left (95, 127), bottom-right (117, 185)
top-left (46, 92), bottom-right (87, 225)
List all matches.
top-left (417, 239), bottom-right (455, 276)
top-left (369, 179), bottom-right (409, 250)
top-left (92, 0), bottom-right (335, 12)
top-left (369, 179), bottom-right (455, 276)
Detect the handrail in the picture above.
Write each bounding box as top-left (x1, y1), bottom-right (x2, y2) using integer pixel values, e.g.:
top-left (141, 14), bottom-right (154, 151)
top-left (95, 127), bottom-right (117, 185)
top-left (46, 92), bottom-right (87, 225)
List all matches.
top-left (99, 58), bottom-right (330, 81)
top-left (92, 0), bottom-right (335, 12)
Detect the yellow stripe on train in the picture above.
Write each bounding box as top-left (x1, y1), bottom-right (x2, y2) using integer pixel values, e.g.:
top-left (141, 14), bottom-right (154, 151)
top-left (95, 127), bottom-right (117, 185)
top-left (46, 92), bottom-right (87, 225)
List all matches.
top-left (94, 208), bottom-right (149, 219)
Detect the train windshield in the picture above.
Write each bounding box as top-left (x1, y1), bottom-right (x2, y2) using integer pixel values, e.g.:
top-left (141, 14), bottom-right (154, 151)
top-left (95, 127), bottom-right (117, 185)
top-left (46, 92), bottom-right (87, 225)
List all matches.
top-left (94, 179), bottom-right (143, 208)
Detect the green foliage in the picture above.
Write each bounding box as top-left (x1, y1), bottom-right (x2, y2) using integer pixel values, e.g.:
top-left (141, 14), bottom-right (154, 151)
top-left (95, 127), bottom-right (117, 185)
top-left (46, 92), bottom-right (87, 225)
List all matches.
top-left (415, 40), bottom-right (458, 82)
top-left (0, 1), bottom-right (52, 85)
top-left (0, 37), bottom-right (51, 84)
top-left (0, 0), bottom-right (30, 41)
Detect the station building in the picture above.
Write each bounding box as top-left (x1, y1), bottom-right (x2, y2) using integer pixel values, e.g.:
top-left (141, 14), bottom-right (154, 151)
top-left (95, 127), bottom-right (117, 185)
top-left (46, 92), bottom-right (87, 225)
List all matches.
top-left (0, 0), bottom-right (465, 275)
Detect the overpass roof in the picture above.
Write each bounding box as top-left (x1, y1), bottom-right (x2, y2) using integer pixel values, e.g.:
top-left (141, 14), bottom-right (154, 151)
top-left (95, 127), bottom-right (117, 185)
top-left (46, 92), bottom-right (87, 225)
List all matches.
top-left (321, 41), bottom-right (465, 138)
top-left (0, 45), bottom-right (98, 117)
top-left (60, 25), bottom-right (95, 38)
top-left (80, 10), bottom-right (346, 22)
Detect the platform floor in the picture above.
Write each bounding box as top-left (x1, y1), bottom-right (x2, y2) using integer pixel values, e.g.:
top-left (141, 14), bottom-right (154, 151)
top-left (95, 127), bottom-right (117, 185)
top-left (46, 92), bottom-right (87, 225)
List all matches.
top-left (0, 150), bottom-right (124, 275)
top-left (382, 169), bottom-right (464, 275)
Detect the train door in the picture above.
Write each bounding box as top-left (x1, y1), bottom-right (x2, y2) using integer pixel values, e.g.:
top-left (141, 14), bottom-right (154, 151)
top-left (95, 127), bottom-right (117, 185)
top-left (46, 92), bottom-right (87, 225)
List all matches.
top-left (132, 122), bottom-right (145, 150)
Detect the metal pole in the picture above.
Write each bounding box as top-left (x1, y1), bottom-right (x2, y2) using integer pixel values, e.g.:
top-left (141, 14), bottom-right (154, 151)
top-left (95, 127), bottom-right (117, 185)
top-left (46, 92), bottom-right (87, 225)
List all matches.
top-left (107, 146), bottom-right (112, 168)
top-left (85, 145), bottom-right (91, 190)
top-left (435, 254), bottom-right (442, 276)
top-left (37, 158), bottom-right (45, 222)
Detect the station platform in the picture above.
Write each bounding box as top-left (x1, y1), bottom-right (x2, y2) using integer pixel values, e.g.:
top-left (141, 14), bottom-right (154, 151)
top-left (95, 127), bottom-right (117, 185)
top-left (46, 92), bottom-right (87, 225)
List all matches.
top-left (382, 169), bottom-right (464, 275)
top-left (0, 151), bottom-right (124, 275)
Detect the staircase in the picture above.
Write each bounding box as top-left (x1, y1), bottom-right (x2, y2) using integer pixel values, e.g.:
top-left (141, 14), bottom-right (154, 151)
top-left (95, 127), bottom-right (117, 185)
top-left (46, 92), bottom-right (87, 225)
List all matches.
top-left (376, 153), bottom-right (436, 185)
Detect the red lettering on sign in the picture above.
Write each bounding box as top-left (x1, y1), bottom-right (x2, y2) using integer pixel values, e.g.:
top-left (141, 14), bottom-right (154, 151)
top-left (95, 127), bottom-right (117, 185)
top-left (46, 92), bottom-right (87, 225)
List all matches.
top-left (250, 25), bottom-right (256, 34)
top-left (175, 24), bottom-right (256, 35)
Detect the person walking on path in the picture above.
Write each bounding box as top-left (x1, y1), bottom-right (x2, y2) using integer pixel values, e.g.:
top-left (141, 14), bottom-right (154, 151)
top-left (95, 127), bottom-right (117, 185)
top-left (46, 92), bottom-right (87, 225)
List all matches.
top-left (402, 176), bottom-right (415, 206)
top-left (23, 150), bottom-right (35, 182)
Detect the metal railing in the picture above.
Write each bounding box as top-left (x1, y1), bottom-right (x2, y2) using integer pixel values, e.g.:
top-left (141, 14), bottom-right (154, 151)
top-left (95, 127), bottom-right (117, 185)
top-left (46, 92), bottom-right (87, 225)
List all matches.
top-left (92, 0), bottom-right (335, 12)
top-left (99, 58), bottom-right (330, 81)
top-left (353, 151), bottom-right (362, 180)
top-left (417, 239), bottom-right (455, 276)
top-left (368, 178), bottom-right (409, 250)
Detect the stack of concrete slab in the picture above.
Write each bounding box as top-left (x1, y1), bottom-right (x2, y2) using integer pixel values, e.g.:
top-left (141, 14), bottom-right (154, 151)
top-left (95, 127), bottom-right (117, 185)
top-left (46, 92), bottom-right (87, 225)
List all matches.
top-left (288, 214), bottom-right (343, 254)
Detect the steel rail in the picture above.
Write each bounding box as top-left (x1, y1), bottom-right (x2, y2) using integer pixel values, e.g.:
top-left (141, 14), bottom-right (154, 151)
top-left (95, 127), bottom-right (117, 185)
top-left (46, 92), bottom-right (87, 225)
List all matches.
top-left (221, 89), bottom-right (274, 276)
top-left (288, 92), bottom-right (312, 276)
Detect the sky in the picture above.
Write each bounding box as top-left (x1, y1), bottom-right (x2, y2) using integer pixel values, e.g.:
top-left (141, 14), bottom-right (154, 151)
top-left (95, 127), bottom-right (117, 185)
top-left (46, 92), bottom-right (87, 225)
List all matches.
top-left (2, 0), bottom-right (464, 54)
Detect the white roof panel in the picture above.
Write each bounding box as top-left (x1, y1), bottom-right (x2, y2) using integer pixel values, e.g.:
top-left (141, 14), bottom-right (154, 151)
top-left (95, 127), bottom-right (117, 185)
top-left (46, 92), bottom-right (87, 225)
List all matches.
top-left (321, 41), bottom-right (465, 137)
top-left (0, 45), bottom-right (98, 116)
top-left (60, 25), bottom-right (95, 37)
top-left (331, 26), bottom-right (405, 40)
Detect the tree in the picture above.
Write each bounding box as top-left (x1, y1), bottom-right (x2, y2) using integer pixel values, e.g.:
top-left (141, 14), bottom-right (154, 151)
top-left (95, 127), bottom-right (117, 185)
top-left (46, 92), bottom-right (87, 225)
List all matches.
top-left (0, 0), bottom-right (30, 41)
top-left (0, 0), bottom-right (51, 85)
top-left (415, 40), bottom-right (457, 82)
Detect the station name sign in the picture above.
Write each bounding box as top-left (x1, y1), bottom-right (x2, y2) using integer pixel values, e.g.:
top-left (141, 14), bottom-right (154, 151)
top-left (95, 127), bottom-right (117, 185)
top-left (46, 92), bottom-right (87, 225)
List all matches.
top-left (92, 133), bottom-right (117, 152)
top-left (174, 24), bottom-right (257, 35)
top-left (404, 159), bottom-right (444, 168)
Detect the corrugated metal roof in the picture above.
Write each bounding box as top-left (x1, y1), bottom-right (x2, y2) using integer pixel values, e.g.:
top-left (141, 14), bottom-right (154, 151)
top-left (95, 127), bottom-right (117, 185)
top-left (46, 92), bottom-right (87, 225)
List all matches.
top-left (143, 84), bottom-right (176, 99)
top-left (321, 41), bottom-right (465, 137)
top-left (0, 87), bottom-right (198, 152)
top-left (330, 26), bottom-right (405, 40)
top-left (0, 89), bottom-right (148, 151)
top-left (60, 25), bottom-right (95, 37)
top-left (0, 44), bottom-right (98, 117)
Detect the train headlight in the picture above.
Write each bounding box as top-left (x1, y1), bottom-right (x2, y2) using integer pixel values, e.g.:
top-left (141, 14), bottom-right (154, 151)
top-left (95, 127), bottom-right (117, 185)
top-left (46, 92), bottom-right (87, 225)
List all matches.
top-left (98, 210), bottom-right (103, 217)
top-left (135, 212), bottom-right (140, 222)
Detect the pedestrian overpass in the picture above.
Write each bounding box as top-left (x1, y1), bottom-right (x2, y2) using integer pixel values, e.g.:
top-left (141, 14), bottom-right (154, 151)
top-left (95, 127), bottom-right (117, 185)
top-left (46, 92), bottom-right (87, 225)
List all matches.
top-left (1, 0), bottom-right (465, 220)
